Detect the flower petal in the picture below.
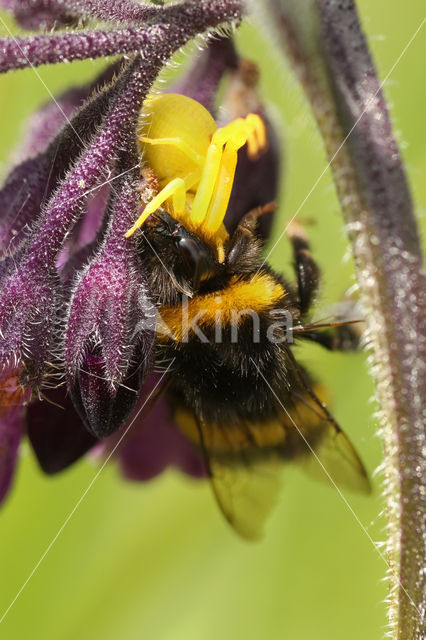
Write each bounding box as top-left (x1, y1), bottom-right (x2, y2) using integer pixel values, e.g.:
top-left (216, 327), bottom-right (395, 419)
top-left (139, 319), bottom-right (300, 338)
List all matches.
top-left (26, 388), bottom-right (97, 474)
top-left (0, 410), bottom-right (23, 503)
top-left (119, 407), bottom-right (206, 481)
top-left (100, 375), bottom-right (206, 480)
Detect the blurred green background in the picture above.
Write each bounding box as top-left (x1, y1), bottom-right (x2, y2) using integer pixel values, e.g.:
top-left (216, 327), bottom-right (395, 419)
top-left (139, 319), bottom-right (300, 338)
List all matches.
top-left (0, 2), bottom-right (425, 639)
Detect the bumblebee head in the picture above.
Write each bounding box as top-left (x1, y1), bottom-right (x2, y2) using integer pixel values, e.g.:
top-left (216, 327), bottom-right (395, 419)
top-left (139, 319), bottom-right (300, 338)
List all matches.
top-left (141, 210), bottom-right (226, 299)
top-left (139, 204), bottom-right (270, 306)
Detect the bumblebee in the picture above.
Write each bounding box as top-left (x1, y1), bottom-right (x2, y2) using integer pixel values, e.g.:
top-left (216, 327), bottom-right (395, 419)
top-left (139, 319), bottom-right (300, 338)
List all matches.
top-left (129, 93), bottom-right (370, 539)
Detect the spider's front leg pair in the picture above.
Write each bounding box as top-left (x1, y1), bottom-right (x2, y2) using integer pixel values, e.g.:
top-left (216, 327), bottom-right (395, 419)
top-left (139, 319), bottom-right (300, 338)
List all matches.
top-left (124, 113), bottom-right (266, 240)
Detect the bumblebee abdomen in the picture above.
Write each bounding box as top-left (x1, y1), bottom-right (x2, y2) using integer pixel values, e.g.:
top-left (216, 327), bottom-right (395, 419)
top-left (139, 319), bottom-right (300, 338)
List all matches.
top-left (172, 379), bottom-right (330, 458)
top-left (157, 267), bottom-right (297, 423)
top-left (164, 315), bottom-right (291, 425)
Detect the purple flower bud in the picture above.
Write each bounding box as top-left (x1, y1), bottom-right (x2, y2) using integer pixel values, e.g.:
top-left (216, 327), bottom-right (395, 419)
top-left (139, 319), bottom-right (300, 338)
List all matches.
top-left (0, 57), bottom-right (153, 386)
top-left (1, 0), bottom-right (168, 29)
top-left (13, 62), bottom-right (121, 163)
top-left (65, 173), bottom-right (156, 436)
top-left (0, 268), bottom-right (58, 383)
top-left (0, 63), bottom-right (121, 255)
top-left (70, 349), bottom-right (148, 439)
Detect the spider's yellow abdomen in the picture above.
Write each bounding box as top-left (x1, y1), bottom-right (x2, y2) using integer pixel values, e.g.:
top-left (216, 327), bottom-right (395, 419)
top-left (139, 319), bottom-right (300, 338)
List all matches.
top-left (138, 94), bottom-right (217, 186)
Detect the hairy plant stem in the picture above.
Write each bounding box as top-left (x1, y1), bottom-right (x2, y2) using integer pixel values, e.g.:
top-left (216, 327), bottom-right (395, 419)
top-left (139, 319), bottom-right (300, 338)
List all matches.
top-left (249, 1), bottom-right (425, 637)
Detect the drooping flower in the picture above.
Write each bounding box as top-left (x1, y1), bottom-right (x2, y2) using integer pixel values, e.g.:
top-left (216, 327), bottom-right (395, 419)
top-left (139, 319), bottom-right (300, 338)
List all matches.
top-left (0, 2), bottom-right (282, 501)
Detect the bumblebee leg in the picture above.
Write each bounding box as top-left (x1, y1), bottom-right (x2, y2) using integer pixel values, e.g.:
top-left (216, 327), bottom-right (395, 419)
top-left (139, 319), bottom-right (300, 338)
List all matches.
top-left (300, 326), bottom-right (361, 352)
top-left (287, 220), bottom-right (320, 316)
top-left (227, 203), bottom-right (276, 266)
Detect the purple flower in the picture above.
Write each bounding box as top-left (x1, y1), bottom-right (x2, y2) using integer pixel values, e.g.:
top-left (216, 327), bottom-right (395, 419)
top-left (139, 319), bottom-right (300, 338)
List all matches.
top-left (0, 0), bottom-right (282, 504)
top-left (27, 386), bottom-right (96, 475)
top-left (96, 374), bottom-right (206, 481)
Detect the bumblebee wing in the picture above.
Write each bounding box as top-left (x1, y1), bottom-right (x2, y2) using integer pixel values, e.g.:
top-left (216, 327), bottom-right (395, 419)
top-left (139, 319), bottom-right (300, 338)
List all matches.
top-left (277, 345), bottom-right (371, 494)
top-left (174, 376), bottom-right (370, 539)
top-left (207, 449), bottom-right (283, 540)
top-left (176, 407), bottom-right (284, 539)
top-left (279, 382), bottom-right (371, 494)
top-left (297, 417), bottom-right (371, 493)
top-left (204, 400), bottom-right (370, 539)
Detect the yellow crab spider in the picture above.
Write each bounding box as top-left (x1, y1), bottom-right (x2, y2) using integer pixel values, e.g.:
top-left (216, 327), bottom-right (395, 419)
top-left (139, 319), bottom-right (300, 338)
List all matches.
top-left (124, 93), bottom-right (267, 261)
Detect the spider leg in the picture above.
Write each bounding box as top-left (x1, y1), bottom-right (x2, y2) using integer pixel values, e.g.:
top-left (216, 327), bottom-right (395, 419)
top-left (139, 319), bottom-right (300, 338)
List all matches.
top-left (190, 141), bottom-right (224, 225)
top-left (191, 115), bottom-right (267, 234)
top-left (202, 143), bottom-right (238, 233)
top-left (125, 173), bottom-right (201, 238)
top-left (125, 132), bottom-right (207, 237)
top-left (127, 115), bottom-right (266, 239)
top-left (139, 136), bottom-right (204, 166)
